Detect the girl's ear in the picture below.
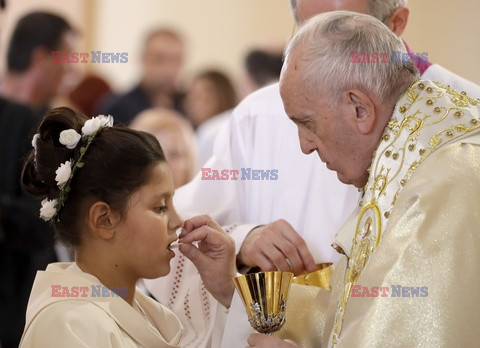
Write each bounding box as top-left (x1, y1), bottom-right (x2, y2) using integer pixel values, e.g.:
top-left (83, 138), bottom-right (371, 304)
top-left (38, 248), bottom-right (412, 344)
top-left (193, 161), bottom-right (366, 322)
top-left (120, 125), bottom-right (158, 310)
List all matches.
top-left (87, 202), bottom-right (119, 240)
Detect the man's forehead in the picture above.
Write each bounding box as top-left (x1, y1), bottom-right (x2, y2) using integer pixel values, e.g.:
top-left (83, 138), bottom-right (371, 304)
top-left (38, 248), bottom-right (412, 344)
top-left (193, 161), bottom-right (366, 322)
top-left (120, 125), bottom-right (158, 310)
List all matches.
top-left (279, 55), bottom-right (297, 94)
top-left (280, 45), bottom-right (306, 93)
top-left (280, 73), bottom-right (311, 115)
top-left (283, 41), bottom-right (306, 76)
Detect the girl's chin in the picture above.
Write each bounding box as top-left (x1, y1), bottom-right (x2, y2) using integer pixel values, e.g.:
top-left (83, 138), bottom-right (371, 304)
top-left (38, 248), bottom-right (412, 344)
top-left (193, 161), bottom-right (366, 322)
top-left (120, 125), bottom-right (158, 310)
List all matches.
top-left (143, 264), bottom-right (171, 280)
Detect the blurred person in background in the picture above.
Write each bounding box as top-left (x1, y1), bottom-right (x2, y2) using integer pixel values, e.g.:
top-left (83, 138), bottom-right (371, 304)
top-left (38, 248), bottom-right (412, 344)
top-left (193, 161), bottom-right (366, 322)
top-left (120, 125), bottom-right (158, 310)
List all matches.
top-left (130, 107), bottom-right (197, 189)
top-left (239, 47), bottom-right (284, 98)
top-left (0, 11), bottom-right (75, 117)
top-left (67, 74), bottom-right (112, 117)
top-left (185, 69), bottom-right (237, 166)
top-left (102, 28), bottom-right (185, 125)
top-left (0, 10), bottom-right (75, 348)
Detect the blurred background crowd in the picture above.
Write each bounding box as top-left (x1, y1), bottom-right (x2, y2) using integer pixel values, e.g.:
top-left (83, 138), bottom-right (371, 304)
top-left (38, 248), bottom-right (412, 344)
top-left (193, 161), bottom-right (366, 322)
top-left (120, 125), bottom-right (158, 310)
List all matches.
top-left (0, 0), bottom-right (479, 347)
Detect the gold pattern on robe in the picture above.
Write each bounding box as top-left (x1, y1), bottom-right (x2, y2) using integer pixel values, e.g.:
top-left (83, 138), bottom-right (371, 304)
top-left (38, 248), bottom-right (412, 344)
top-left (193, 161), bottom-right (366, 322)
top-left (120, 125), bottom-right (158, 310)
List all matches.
top-left (330, 80), bottom-right (480, 345)
top-left (332, 202), bottom-right (381, 344)
top-left (324, 139), bottom-right (480, 347)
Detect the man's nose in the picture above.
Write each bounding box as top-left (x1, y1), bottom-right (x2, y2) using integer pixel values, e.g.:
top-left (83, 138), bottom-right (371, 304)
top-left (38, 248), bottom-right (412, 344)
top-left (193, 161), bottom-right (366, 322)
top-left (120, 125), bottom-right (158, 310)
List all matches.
top-left (298, 133), bottom-right (316, 155)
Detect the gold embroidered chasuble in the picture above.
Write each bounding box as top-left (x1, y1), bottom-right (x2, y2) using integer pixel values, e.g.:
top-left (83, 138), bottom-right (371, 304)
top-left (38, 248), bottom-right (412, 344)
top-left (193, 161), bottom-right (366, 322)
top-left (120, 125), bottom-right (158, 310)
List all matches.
top-left (280, 80), bottom-right (480, 347)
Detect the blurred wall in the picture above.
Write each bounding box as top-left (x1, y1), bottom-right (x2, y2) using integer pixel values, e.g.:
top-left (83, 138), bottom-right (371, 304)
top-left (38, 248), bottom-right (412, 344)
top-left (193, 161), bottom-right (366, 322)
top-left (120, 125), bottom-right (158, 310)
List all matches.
top-left (0, 0), bottom-right (294, 91)
top-left (90, 0), bottom-right (294, 91)
top-left (402, 0), bottom-right (480, 86)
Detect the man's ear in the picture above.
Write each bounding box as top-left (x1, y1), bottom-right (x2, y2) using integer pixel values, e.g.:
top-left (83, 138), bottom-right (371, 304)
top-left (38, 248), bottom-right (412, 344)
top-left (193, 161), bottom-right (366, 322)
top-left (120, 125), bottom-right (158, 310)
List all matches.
top-left (30, 46), bottom-right (50, 67)
top-left (346, 89), bottom-right (377, 135)
top-left (87, 202), bottom-right (119, 240)
top-left (387, 6), bottom-right (409, 37)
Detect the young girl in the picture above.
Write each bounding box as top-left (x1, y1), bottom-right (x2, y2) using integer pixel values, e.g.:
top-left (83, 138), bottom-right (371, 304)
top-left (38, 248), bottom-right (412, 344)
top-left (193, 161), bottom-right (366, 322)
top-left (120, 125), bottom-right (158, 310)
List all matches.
top-left (19, 107), bottom-right (235, 347)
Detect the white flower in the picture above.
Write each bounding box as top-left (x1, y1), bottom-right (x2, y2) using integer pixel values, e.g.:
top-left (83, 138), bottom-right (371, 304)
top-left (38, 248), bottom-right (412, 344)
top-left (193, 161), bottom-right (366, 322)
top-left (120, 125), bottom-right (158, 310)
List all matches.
top-left (32, 133), bottom-right (40, 149)
top-left (55, 160), bottom-right (72, 188)
top-left (59, 129), bottom-right (81, 149)
top-left (40, 198), bottom-right (58, 221)
top-left (81, 114), bottom-right (114, 137)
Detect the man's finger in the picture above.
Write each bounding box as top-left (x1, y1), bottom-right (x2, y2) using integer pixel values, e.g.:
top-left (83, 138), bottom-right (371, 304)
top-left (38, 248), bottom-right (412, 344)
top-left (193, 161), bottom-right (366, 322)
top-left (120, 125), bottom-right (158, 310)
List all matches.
top-left (295, 243), bottom-right (316, 272)
top-left (181, 215), bottom-right (221, 236)
top-left (179, 225), bottom-right (222, 246)
top-left (258, 240), bottom-right (292, 271)
top-left (271, 238), bottom-right (304, 274)
top-left (247, 333), bottom-right (263, 346)
top-left (179, 241), bottom-right (219, 271)
top-left (253, 253), bottom-right (277, 272)
top-left (247, 333), bottom-right (296, 347)
top-left (179, 243), bottom-right (200, 263)
top-left (280, 229), bottom-right (316, 272)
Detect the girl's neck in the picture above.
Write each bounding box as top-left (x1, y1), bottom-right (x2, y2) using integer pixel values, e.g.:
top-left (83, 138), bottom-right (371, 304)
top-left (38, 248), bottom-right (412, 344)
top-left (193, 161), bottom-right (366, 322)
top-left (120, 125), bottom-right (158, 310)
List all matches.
top-left (75, 250), bottom-right (137, 306)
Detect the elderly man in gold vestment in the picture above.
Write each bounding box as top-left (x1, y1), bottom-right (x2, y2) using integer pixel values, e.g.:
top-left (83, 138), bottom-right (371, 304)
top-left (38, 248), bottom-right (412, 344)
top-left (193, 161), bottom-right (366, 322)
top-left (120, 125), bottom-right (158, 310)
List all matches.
top-left (247, 11), bottom-right (480, 348)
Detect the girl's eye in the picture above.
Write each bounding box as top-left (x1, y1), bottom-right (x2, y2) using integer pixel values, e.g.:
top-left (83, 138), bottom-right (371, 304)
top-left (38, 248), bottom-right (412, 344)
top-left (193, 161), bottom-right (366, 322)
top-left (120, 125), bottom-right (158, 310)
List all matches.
top-left (155, 206), bottom-right (168, 214)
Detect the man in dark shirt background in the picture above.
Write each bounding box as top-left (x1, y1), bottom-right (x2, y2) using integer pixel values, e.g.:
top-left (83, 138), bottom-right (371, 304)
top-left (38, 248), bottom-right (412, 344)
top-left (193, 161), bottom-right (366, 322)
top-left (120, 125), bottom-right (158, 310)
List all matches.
top-left (101, 28), bottom-right (186, 125)
top-left (0, 8), bottom-right (74, 347)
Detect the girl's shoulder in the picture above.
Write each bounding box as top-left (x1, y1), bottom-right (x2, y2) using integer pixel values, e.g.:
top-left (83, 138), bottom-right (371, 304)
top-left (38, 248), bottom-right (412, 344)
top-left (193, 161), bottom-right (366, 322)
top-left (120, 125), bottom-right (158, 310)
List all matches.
top-left (20, 300), bottom-right (126, 347)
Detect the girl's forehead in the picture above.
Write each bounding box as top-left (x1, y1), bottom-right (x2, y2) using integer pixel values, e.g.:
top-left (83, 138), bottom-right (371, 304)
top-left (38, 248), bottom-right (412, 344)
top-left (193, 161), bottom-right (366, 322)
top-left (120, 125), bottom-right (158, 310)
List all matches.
top-left (142, 162), bottom-right (174, 191)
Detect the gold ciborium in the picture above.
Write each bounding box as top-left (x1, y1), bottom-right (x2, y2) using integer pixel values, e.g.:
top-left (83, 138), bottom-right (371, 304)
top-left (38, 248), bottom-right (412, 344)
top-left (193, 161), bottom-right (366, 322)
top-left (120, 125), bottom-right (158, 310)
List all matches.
top-left (292, 262), bottom-right (333, 289)
top-left (234, 271), bottom-right (293, 334)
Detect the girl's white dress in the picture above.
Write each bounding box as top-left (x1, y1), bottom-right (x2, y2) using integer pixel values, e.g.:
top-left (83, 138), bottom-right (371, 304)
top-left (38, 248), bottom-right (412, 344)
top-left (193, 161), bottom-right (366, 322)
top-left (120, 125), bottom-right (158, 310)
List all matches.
top-left (20, 262), bottom-right (183, 347)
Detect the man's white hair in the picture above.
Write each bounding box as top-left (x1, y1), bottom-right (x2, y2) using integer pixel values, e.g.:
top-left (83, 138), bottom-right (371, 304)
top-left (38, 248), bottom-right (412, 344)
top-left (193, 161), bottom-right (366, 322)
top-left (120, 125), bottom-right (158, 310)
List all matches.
top-left (368, 0), bottom-right (408, 23)
top-left (284, 11), bottom-right (418, 107)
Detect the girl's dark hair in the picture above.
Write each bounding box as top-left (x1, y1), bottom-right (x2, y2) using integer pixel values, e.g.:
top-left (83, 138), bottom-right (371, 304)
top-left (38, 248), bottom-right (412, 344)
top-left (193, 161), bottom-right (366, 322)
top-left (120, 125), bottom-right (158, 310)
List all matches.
top-left (21, 107), bottom-right (166, 246)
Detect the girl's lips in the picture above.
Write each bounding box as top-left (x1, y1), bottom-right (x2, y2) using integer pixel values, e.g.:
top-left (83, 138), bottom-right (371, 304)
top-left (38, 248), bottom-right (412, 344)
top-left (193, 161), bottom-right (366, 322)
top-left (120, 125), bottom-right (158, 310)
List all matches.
top-left (167, 241), bottom-right (199, 250)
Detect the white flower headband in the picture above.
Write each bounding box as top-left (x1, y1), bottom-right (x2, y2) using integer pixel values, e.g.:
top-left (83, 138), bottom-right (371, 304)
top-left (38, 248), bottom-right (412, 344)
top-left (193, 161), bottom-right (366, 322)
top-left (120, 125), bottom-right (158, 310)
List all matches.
top-left (33, 115), bottom-right (114, 221)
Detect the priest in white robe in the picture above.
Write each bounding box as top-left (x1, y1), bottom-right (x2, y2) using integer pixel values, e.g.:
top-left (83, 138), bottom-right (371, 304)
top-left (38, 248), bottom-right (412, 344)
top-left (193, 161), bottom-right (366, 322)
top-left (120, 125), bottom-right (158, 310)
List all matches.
top-left (248, 10), bottom-right (480, 347)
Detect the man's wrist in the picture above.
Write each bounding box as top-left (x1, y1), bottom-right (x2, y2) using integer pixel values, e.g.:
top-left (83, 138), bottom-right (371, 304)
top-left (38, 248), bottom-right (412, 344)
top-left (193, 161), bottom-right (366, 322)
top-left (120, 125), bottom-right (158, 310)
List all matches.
top-left (236, 224), bottom-right (265, 273)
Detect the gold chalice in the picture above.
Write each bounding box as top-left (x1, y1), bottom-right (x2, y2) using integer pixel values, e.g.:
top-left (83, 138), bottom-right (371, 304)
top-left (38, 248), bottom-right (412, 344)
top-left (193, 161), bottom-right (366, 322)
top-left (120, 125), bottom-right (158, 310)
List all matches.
top-left (234, 271), bottom-right (293, 334)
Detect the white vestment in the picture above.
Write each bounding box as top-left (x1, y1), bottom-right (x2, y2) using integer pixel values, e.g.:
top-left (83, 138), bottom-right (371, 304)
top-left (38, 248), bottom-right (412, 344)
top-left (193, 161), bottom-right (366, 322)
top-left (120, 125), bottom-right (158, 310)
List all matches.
top-left (145, 63), bottom-right (480, 348)
top-left (145, 83), bottom-right (359, 348)
top-left (196, 110), bottom-right (232, 167)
